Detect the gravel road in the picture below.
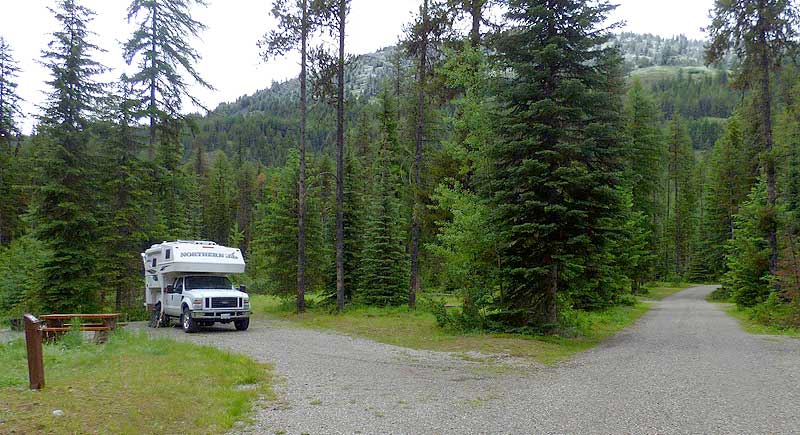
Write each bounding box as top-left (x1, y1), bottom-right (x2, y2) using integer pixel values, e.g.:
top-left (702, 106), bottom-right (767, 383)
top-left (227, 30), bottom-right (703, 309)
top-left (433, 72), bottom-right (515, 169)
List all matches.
top-left (141, 285), bottom-right (800, 434)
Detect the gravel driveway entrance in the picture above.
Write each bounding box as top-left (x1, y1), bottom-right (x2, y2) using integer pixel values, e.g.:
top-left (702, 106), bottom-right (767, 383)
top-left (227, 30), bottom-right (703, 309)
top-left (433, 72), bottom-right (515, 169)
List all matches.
top-left (143, 285), bottom-right (800, 434)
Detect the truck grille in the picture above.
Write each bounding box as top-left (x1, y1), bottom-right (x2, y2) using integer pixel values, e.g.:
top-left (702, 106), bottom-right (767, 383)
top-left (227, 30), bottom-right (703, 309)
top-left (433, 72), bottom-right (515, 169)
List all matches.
top-left (211, 297), bottom-right (238, 308)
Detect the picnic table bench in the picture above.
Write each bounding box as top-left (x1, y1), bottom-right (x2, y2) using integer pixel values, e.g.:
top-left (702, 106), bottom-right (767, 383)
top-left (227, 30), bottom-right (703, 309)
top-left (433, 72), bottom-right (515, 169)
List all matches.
top-left (40, 313), bottom-right (121, 342)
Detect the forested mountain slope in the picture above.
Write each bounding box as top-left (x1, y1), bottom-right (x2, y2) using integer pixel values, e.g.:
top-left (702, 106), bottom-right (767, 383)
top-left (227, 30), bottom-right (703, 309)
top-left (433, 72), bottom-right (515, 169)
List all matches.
top-left (189, 33), bottom-right (737, 165)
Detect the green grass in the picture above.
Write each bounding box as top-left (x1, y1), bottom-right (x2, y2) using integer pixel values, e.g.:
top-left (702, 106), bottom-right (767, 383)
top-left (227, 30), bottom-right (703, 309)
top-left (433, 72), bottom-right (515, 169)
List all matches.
top-left (641, 282), bottom-right (698, 301)
top-left (250, 294), bottom-right (650, 366)
top-left (720, 304), bottom-right (800, 337)
top-left (0, 330), bottom-right (273, 434)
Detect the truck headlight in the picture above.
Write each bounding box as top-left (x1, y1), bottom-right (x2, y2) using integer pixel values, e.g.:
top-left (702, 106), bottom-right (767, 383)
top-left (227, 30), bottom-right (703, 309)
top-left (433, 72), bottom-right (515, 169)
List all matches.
top-left (243, 298), bottom-right (250, 306)
top-left (192, 298), bottom-right (203, 307)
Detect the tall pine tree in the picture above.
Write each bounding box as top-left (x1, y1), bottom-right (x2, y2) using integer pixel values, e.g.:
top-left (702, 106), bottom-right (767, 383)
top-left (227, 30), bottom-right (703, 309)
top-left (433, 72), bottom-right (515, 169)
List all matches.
top-left (260, 0), bottom-right (325, 312)
top-left (0, 37), bottom-right (23, 246)
top-left (624, 79), bottom-right (666, 287)
top-left (123, 0), bottom-right (212, 151)
top-left (488, 0), bottom-right (627, 328)
top-left (666, 114), bottom-right (697, 277)
top-left (32, 0), bottom-right (106, 313)
top-left (706, 0), bottom-right (800, 275)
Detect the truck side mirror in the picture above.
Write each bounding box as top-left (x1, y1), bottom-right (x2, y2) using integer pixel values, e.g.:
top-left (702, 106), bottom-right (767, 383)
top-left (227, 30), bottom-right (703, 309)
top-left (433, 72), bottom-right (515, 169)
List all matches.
top-left (166, 285), bottom-right (174, 293)
top-left (239, 285), bottom-right (247, 293)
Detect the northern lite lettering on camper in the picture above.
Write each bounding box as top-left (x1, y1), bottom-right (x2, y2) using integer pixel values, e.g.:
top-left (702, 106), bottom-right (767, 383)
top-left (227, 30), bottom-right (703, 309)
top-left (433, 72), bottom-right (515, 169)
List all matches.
top-left (141, 241), bottom-right (250, 333)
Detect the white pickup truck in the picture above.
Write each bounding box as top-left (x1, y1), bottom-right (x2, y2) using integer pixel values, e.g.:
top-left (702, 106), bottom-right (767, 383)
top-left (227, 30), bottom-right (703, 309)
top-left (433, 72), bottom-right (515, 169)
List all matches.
top-left (142, 241), bottom-right (251, 333)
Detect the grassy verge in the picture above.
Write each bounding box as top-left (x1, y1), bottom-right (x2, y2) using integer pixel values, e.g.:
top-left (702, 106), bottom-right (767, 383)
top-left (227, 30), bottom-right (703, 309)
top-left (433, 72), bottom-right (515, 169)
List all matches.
top-left (640, 282), bottom-right (699, 300)
top-left (0, 330), bottom-right (272, 434)
top-left (717, 303), bottom-right (800, 338)
top-left (251, 294), bottom-right (649, 365)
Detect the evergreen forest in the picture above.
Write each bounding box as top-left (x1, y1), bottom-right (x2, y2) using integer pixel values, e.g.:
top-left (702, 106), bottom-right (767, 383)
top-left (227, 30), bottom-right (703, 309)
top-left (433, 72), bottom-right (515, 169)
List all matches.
top-left (2, 0), bottom-right (800, 334)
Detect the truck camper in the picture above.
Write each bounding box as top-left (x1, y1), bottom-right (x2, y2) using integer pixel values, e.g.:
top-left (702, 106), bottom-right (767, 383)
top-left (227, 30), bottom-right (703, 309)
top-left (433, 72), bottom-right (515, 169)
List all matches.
top-left (142, 241), bottom-right (250, 332)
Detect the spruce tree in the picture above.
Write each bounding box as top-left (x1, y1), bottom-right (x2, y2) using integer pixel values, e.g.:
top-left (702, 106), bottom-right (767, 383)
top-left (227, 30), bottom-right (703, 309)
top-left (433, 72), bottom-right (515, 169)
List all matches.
top-left (624, 80), bottom-right (666, 286)
top-left (310, 0), bottom-right (351, 310)
top-left (95, 81), bottom-right (150, 311)
top-left (123, 0), bottom-right (212, 152)
top-left (32, 0), bottom-right (106, 313)
top-left (404, 0), bottom-right (451, 308)
top-left (0, 37), bottom-right (22, 148)
top-left (260, 0), bottom-right (324, 312)
top-left (487, 0), bottom-right (627, 328)
top-left (698, 116), bottom-right (758, 277)
top-left (249, 150), bottom-right (326, 295)
top-left (357, 165), bottom-right (408, 307)
top-left (666, 115), bottom-right (697, 277)
top-left (724, 179), bottom-right (772, 306)
top-left (0, 37), bottom-right (23, 246)
top-left (204, 151), bottom-right (235, 245)
top-left (706, 0), bottom-right (800, 274)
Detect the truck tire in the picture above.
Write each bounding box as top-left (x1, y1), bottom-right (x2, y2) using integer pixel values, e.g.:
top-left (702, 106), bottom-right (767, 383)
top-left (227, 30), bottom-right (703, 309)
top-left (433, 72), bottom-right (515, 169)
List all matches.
top-left (234, 318), bottom-right (250, 331)
top-left (182, 306), bottom-right (199, 333)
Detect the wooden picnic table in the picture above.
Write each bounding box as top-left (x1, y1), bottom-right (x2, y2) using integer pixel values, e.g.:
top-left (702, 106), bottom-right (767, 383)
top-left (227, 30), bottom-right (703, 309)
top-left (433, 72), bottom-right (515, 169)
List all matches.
top-left (39, 313), bottom-right (121, 342)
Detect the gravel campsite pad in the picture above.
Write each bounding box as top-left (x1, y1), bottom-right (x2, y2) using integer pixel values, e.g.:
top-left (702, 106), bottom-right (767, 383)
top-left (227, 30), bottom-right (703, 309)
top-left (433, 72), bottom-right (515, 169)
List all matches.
top-left (136, 285), bottom-right (800, 434)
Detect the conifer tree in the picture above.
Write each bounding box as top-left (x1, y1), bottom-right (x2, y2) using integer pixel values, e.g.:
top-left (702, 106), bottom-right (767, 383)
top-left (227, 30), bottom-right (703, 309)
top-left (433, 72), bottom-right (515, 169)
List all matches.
top-left (205, 151), bottom-right (235, 245)
top-left (448, 0), bottom-right (495, 47)
top-left (32, 0), bottom-right (106, 313)
top-left (357, 159), bottom-right (408, 306)
top-left (123, 0), bottom-right (212, 152)
top-left (155, 117), bottom-right (191, 239)
top-left (312, 0), bottom-right (351, 310)
top-left (234, 160), bottom-right (259, 254)
top-left (0, 37), bottom-right (21, 148)
top-left (260, 0), bottom-right (324, 312)
top-left (0, 37), bottom-right (23, 246)
top-left (95, 80), bottom-right (150, 311)
top-left (666, 115), bottom-right (697, 277)
top-left (706, 0), bottom-right (800, 274)
top-left (250, 150), bottom-right (326, 295)
top-left (487, 0), bottom-right (627, 328)
top-left (724, 179), bottom-right (772, 306)
top-left (698, 116), bottom-right (758, 277)
top-left (624, 80), bottom-right (666, 285)
top-left (404, 0), bottom-right (451, 308)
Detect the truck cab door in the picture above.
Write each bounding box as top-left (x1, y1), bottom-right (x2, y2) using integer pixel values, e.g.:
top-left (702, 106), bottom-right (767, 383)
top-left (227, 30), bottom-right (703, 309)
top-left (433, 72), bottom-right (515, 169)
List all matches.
top-left (167, 278), bottom-right (184, 315)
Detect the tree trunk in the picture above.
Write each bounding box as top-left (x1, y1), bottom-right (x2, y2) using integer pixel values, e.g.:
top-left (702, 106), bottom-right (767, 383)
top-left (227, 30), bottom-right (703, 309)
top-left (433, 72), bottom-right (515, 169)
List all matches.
top-left (297, 0), bottom-right (308, 313)
top-left (469, 0), bottom-right (483, 47)
top-left (148, 4), bottom-right (157, 158)
top-left (675, 175), bottom-right (681, 276)
top-left (409, 0), bottom-right (429, 309)
top-left (760, 33), bottom-right (778, 275)
top-left (546, 263), bottom-right (558, 325)
top-left (665, 157), bottom-right (671, 275)
top-left (335, 0), bottom-right (346, 311)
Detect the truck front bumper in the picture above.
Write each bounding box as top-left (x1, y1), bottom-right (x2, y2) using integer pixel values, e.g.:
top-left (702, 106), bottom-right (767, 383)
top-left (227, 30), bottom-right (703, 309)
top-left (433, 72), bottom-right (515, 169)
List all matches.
top-left (190, 310), bottom-right (251, 320)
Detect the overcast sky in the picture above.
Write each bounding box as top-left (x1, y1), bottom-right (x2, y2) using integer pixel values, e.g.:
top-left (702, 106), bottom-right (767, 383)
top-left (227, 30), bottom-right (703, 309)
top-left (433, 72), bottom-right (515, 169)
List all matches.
top-left (2, 0), bottom-right (714, 134)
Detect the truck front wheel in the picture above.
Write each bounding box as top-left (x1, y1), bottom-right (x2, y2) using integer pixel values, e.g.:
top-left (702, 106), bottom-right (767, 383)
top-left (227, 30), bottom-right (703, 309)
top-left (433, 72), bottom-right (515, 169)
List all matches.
top-left (182, 306), bottom-right (199, 333)
top-left (234, 318), bottom-right (250, 331)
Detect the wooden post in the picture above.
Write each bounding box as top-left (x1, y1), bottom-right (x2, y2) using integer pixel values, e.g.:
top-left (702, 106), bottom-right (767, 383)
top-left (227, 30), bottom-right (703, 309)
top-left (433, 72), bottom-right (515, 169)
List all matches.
top-left (23, 314), bottom-right (45, 390)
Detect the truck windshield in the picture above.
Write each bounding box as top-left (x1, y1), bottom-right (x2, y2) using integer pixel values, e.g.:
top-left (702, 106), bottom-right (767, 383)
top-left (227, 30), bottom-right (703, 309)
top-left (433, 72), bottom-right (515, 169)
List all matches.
top-left (185, 276), bottom-right (233, 290)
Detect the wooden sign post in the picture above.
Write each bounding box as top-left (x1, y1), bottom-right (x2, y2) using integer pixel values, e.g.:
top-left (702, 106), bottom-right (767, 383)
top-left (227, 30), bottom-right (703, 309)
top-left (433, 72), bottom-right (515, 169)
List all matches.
top-left (23, 314), bottom-right (44, 390)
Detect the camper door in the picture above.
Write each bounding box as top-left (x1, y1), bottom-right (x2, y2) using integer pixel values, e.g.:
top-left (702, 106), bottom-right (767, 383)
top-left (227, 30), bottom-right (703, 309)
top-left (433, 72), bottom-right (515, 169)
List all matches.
top-left (166, 277), bottom-right (184, 315)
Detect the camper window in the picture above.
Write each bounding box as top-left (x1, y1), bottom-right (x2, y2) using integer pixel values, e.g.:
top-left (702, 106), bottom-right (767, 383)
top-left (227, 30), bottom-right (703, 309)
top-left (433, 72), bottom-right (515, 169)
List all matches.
top-left (185, 276), bottom-right (233, 290)
top-left (165, 249), bottom-right (171, 260)
top-left (151, 258), bottom-right (157, 267)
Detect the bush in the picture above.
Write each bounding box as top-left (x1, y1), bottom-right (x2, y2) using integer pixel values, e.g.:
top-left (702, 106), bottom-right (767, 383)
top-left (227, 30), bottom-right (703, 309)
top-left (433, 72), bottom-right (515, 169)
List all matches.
top-left (425, 296), bottom-right (486, 333)
top-left (708, 286), bottom-right (732, 301)
top-left (747, 293), bottom-right (800, 329)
